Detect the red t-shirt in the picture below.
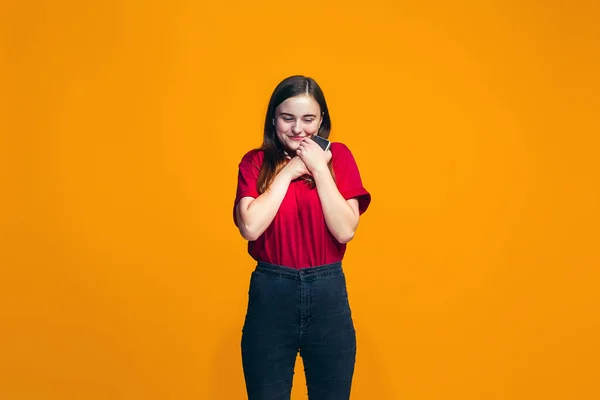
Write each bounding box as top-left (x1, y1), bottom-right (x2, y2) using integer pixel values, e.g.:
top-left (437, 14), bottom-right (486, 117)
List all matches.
top-left (233, 142), bottom-right (371, 269)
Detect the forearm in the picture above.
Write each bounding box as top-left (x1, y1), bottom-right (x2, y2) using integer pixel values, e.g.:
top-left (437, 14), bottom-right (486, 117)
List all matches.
top-left (236, 171), bottom-right (292, 241)
top-left (312, 167), bottom-right (359, 243)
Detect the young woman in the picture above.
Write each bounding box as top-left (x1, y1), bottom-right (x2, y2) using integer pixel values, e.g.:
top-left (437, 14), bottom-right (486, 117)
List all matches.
top-left (233, 75), bottom-right (371, 400)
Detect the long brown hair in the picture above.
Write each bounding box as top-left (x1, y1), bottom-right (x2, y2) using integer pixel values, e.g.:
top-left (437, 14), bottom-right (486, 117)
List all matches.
top-left (257, 75), bottom-right (335, 194)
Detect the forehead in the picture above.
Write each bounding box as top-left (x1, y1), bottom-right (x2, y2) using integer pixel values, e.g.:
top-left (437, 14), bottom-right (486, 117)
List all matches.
top-left (276, 95), bottom-right (321, 115)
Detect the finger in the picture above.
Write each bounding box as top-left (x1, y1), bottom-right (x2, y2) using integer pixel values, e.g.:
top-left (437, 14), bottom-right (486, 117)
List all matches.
top-left (306, 139), bottom-right (320, 151)
top-left (299, 143), bottom-right (311, 153)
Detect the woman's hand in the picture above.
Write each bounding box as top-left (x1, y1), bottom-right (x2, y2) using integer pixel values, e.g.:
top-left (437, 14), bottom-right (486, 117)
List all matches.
top-left (281, 156), bottom-right (311, 181)
top-left (296, 137), bottom-right (332, 174)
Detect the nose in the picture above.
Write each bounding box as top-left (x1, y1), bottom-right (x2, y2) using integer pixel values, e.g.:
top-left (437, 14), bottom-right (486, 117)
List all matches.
top-left (291, 120), bottom-right (303, 135)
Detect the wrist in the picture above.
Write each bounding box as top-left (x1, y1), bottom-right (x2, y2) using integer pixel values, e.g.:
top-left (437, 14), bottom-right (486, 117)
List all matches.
top-left (276, 168), bottom-right (294, 183)
top-left (311, 164), bottom-right (330, 179)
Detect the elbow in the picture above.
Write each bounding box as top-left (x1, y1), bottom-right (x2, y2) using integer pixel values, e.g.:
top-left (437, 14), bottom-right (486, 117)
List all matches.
top-left (236, 213), bottom-right (260, 241)
top-left (331, 220), bottom-right (359, 244)
top-left (239, 224), bottom-right (261, 242)
top-left (335, 230), bottom-right (355, 244)
top-left (241, 231), bottom-right (259, 241)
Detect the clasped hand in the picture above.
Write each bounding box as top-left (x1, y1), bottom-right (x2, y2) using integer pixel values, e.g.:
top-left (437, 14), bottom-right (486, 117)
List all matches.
top-left (284, 138), bottom-right (332, 180)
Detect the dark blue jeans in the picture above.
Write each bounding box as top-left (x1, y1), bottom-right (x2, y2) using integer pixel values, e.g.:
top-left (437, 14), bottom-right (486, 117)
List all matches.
top-left (241, 261), bottom-right (356, 400)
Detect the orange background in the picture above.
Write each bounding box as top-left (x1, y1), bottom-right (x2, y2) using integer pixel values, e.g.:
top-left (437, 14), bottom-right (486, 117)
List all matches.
top-left (2, 0), bottom-right (599, 399)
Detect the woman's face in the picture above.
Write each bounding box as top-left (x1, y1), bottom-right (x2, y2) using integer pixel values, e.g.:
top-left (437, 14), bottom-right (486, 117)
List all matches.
top-left (274, 95), bottom-right (322, 154)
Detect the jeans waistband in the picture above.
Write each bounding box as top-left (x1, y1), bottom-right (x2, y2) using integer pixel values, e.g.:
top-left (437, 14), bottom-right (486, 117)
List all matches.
top-left (255, 261), bottom-right (343, 280)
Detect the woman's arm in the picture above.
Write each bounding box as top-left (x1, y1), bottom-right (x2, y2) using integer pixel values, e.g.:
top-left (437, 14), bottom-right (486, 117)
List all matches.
top-left (297, 139), bottom-right (361, 244)
top-left (235, 157), bottom-right (309, 241)
top-left (313, 170), bottom-right (360, 243)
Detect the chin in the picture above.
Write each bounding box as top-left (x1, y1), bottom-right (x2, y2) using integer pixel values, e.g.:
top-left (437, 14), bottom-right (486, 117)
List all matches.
top-left (285, 142), bottom-right (300, 152)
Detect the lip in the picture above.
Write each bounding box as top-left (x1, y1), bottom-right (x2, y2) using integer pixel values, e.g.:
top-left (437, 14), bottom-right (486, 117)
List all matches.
top-left (288, 136), bottom-right (306, 141)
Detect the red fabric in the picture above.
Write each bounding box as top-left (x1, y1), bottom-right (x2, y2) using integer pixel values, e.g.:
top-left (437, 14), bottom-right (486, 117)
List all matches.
top-left (233, 142), bottom-right (371, 269)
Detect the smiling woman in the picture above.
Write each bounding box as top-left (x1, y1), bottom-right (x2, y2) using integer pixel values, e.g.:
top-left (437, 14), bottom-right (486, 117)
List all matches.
top-left (275, 96), bottom-right (322, 150)
top-left (232, 75), bottom-right (371, 400)
top-left (254, 76), bottom-right (334, 194)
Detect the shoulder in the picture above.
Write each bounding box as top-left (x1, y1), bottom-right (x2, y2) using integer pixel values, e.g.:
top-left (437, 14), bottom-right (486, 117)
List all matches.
top-left (330, 142), bottom-right (354, 163)
top-left (330, 141), bottom-right (350, 153)
top-left (239, 148), bottom-right (264, 168)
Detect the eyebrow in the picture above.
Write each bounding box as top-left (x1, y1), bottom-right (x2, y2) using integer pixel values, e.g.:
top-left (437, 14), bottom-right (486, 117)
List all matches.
top-left (279, 112), bottom-right (317, 118)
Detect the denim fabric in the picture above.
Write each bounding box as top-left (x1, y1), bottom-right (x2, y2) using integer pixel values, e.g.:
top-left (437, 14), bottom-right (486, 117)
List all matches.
top-left (241, 261), bottom-right (356, 400)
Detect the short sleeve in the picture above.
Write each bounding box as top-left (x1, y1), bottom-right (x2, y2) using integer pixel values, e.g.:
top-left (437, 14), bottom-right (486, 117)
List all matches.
top-left (331, 142), bottom-right (371, 215)
top-left (233, 150), bottom-right (263, 224)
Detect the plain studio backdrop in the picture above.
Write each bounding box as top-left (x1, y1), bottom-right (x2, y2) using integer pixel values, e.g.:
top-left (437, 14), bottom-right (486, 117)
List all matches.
top-left (1, 1), bottom-right (599, 399)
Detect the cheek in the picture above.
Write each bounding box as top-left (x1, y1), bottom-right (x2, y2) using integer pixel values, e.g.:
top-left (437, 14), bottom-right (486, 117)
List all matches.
top-left (276, 121), bottom-right (290, 133)
top-left (275, 125), bottom-right (289, 142)
top-left (304, 122), bottom-right (320, 135)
